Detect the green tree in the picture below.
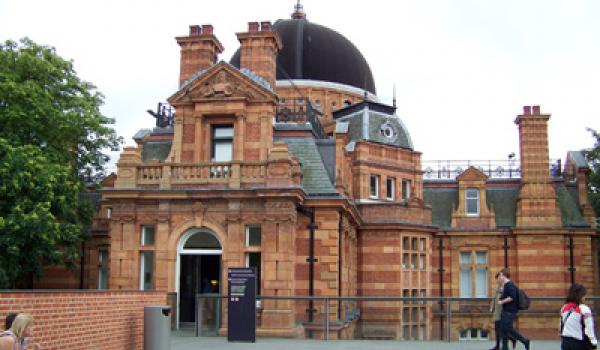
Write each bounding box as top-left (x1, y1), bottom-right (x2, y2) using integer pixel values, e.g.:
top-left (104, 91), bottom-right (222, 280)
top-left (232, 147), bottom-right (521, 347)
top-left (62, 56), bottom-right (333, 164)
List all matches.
top-left (586, 128), bottom-right (600, 218)
top-left (0, 38), bottom-right (121, 180)
top-left (0, 38), bottom-right (121, 288)
top-left (0, 140), bottom-right (92, 288)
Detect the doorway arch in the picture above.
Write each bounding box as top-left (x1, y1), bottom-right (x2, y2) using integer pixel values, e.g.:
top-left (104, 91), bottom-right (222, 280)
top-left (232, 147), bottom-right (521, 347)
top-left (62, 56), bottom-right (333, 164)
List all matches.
top-left (176, 228), bottom-right (222, 328)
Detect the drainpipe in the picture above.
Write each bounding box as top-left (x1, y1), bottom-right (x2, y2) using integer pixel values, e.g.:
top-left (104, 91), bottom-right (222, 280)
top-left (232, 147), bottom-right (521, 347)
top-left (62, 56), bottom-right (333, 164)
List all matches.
top-left (437, 234), bottom-right (445, 339)
top-left (306, 208), bottom-right (318, 323)
top-left (503, 235), bottom-right (509, 268)
top-left (338, 210), bottom-right (343, 320)
top-left (568, 233), bottom-right (575, 284)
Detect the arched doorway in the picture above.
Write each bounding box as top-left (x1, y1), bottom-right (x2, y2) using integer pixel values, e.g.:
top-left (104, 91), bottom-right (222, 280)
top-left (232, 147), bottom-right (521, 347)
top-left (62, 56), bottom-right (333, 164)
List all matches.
top-left (176, 228), bottom-right (222, 327)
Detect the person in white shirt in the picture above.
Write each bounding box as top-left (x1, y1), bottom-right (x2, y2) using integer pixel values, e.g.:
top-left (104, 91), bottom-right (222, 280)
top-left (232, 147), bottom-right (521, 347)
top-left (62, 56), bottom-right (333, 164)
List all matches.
top-left (560, 283), bottom-right (598, 350)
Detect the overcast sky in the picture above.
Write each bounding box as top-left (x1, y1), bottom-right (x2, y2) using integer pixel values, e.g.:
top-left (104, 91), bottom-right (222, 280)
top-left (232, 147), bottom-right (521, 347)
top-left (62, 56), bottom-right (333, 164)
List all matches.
top-left (1, 0), bottom-right (599, 168)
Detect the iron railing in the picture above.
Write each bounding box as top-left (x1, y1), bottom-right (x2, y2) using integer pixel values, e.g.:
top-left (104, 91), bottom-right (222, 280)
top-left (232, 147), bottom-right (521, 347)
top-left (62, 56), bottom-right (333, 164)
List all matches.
top-left (193, 295), bottom-right (600, 341)
top-left (276, 97), bottom-right (326, 139)
top-left (422, 159), bottom-right (563, 180)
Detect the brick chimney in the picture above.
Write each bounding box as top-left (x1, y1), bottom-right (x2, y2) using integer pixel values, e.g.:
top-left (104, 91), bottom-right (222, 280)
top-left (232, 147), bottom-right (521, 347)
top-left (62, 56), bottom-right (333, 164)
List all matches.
top-left (176, 24), bottom-right (224, 87)
top-left (236, 21), bottom-right (282, 90)
top-left (514, 105), bottom-right (561, 227)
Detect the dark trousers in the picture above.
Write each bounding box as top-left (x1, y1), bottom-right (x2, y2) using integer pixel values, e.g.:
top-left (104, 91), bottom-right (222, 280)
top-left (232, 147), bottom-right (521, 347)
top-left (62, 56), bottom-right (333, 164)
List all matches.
top-left (561, 336), bottom-right (590, 350)
top-left (500, 311), bottom-right (528, 350)
top-left (495, 320), bottom-right (516, 349)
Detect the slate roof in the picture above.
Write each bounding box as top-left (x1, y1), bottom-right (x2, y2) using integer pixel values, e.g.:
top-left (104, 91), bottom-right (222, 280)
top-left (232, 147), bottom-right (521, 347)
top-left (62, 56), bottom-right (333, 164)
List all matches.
top-left (568, 150), bottom-right (589, 169)
top-left (334, 101), bottom-right (413, 150)
top-left (277, 137), bottom-right (338, 196)
top-left (423, 183), bottom-right (588, 229)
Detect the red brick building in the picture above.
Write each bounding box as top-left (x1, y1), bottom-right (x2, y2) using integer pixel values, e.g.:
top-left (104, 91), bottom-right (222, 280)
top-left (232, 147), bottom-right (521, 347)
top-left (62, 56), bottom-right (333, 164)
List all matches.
top-left (37, 3), bottom-right (598, 340)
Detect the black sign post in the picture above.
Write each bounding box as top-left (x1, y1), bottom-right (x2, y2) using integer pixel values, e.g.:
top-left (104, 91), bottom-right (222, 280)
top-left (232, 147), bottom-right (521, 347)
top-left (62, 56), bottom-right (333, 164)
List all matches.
top-left (227, 267), bottom-right (256, 342)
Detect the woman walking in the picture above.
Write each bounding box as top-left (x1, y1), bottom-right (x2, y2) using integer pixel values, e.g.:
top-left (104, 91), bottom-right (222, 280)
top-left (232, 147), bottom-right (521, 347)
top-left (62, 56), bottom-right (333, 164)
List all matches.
top-left (560, 283), bottom-right (598, 350)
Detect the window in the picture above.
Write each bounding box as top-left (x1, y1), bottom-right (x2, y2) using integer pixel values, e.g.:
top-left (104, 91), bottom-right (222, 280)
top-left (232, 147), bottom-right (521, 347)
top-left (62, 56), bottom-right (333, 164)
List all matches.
top-left (106, 207), bottom-right (112, 219)
top-left (370, 175), bottom-right (379, 198)
top-left (140, 251), bottom-right (154, 290)
top-left (459, 328), bottom-right (489, 340)
top-left (211, 125), bottom-right (233, 162)
top-left (141, 225), bottom-right (155, 246)
top-left (246, 225), bottom-right (261, 247)
top-left (402, 236), bottom-right (424, 270)
top-left (459, 251), bottom-right (488, 298)
top-left (386, 177), bottom-right (395, 200)
top-left (98, 249), bottom-right (109, 290)
top-left (402, 179), bottom-right (412, 200)
top-left (245, 252), bottom-right (261, 295)
top-left (466, 188), bottom-right (480, 216)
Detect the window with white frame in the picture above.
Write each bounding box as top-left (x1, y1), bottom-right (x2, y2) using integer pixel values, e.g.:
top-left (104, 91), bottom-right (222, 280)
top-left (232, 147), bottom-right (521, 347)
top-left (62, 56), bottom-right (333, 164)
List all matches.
top-left (370, 175), bottom-right (379, 198)
top-left (466, 188), bottom-right (480, 216)
top-left (459, 251), bottom-right (488, 297)
top-left (106, 207), bottom-right (112, 219)
top-left (140, 251), bottom-right (154, 290)
top-left (402, 179), bottom-right (412, 200)
top-left (141, 225), bottom-right (155, 246)
top-left (459, 328), bottom-right (489, 340)
top-left (246, 225), bottom-right (261, 247)
top-left (386, 177), bottom-right (395, 200)
top-left (98, 249), bottom-right (109, 290)
top-left (211, 125), bottom-right (233, 162)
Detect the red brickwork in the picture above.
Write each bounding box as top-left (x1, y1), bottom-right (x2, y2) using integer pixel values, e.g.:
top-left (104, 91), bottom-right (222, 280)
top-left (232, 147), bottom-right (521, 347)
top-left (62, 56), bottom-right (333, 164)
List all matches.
top-left (0, 291), bottom-right (166, 350)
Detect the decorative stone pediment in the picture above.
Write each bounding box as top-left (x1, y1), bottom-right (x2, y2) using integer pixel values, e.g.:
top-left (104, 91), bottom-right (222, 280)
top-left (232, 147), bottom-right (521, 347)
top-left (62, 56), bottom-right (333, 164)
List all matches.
top-left (456, 166), bottom-right (488, 181)
top-left (168, 62), bottom-right (275, 105)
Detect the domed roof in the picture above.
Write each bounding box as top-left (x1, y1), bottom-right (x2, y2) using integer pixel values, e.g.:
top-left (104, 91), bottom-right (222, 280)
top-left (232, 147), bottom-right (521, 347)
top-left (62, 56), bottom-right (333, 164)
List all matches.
top-left (230, 11), bottom-right (376, 94)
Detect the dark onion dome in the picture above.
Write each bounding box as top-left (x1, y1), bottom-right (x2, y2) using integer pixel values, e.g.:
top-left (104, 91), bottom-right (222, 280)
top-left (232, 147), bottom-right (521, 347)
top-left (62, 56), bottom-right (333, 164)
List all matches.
top-left (230, 12), bottom-right (376, 94)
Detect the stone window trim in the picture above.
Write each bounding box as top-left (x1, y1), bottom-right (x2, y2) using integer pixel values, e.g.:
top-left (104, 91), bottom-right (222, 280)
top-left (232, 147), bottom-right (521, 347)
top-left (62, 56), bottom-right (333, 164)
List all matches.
top-left (386, 176), bottom-right (395, 201)
top-left (141, 225), bottom-right (156, 246)
top-left (402, 236), bottom-right (426, 270)
top-left (465, 188), bottom-right (480, 216)
top-left (139, 251), bottom-right (154, 291)
top-left (370, 174), bottom-right (380, 199)
top-left (245, 224), bottom-right (262, 247)
top-left (98, 248), bottom-right (109, 290)
top-left (459, 250), bottom-right (488, 298)
top-left (459, 328), bottom-right (489, 340)
top-left (211, 124), bottom-right (234, 162)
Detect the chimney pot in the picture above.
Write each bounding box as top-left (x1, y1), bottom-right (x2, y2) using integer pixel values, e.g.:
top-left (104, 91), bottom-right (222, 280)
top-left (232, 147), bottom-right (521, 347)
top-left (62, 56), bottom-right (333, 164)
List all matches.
top-left (261, 21), bottom-right (272, 31)
top-left (248, 22), bottom-right (260, 32)
top-left (523, 106), bottom-right (531, 115)
top-left (201, 24), bottom-right (213, 35)
top-left (532, 105), bottom-right (541, 115)
top-left (189, 25), bottom-right (201, 36)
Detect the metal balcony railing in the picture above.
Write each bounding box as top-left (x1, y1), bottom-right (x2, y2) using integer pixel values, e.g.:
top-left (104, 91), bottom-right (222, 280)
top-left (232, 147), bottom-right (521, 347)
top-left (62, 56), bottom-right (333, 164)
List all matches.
top-left (422, 159), bottom-right (563, 180)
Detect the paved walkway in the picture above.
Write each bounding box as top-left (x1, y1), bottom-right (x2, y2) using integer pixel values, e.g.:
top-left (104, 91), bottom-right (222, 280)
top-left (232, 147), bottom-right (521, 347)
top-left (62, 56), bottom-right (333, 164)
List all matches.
top-left (171, 331), bottom-right (560, 350)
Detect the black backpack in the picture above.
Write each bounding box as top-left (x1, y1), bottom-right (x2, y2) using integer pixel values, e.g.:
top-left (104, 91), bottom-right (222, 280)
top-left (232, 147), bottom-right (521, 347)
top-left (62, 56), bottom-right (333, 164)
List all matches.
top-left (517, 287), bottom-right (530, 310)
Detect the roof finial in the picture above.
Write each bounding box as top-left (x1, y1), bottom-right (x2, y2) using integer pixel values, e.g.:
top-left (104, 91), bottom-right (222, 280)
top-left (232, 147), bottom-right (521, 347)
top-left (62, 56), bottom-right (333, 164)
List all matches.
top-left (292, 0), bottom-right (306, 19)
top-left (393, 84), bottom-right (397, 108)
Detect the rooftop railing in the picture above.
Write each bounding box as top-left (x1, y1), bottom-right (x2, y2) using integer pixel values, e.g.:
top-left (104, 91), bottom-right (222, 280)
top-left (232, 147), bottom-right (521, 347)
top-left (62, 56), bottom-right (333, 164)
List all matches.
top-left (422, 159), bottom-right (563, 180)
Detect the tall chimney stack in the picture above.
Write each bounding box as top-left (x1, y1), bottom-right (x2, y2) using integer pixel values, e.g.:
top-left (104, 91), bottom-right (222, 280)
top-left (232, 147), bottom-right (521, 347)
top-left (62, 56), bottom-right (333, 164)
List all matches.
top-left (176, 24), bottom-right (224, 87)
top-left (514, 105), bottom-right (561, 227)
top-left (236, 21), bottom-right (282, 90)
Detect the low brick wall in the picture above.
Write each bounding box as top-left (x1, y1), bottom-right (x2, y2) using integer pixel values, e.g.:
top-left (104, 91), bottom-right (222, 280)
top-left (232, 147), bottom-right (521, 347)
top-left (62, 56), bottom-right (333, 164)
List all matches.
top-left (0, 290), bottom-right (167, 350)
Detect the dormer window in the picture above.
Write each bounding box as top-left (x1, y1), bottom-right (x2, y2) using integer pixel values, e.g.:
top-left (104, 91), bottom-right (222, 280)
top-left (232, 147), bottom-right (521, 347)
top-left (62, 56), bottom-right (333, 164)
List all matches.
top-left (212, 125), bottom-right (233, 162)
top-left (466, 188), bottom-right (480, 216)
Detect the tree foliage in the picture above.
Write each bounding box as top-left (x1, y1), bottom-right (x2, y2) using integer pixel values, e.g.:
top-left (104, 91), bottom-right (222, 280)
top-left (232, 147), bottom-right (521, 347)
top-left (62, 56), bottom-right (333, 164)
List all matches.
top-left (0, 140), bottom-right (92, 288)
top-left (0, 38), bottom-right (121, 288)
top-left (586, 128), bottom-right (600, 218)
top-left (0, 38), bottom-right (121, 180)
